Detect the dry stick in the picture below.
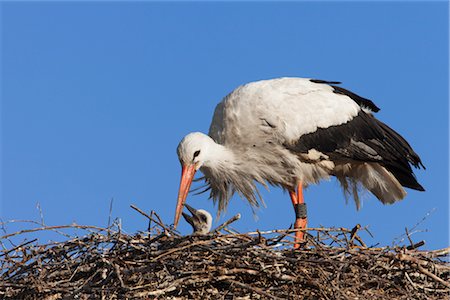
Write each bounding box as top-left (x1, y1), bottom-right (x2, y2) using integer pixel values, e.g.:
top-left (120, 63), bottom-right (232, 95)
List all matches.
top-left (404, 272), bottom-right (418, 291)
top-left (219, 267), bottom-right (296, 281)
top-left (406, 240), bottom-right (426, 251)
top-left (131, 275), bottom-right (236, 297)
top-left (393, 209), bottom-right (435, 246)
top-left (152, 211), bottom-right (168, 231)
top-left (266, 229), bottom-right (293, 246)
top-left (1, 220), bottom-right (76, 241)
top-left (405, 227), bottom-right (415, 248)
top-left (147, 210), bottom-right (154, 232)
top-left (424, 246), bottom-right (450, 258)
top-left (224, 228), bottom-right (237, 234)
top-left (414, 263), bottom-right (450, 289)
top-left (0, 224), bottom-right (109, 240)
top-left (343, 224), bottom-right (367, 248)
top-left (213, 213), bottom-right (241, 233)
top-left (130, 205), bottom-right (169, 233)
top-left (348, 224), bottom-right (360, 246)
top-left (363, 225), bottom-right (374, 238)
top-left (0, 219), bottom-right (53, 227)
top-left (0, 239), bottom-right (37, 257)
top-left (113, 263), bottom-right (127, 289)
top-left (322, 228), bottom-right (343, 247)
top-left (152, 239), bottom-right (220, 261)
top-left (410, 208), bottom-right (436, 232)
top-left (245, 227), bottom-right (355, 236)
top-left (226, 279), bottom-right (283, 300)
top-left (354, 235), bottom-right (367, 248)
top-left (107, 198), bottom-right (114, 229)
top-left (36, 202), bottom-right (45, 226)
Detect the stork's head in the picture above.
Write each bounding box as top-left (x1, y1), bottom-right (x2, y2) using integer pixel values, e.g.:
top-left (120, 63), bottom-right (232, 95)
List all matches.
top-left (182, 204), bottom-right (213, 235)
top-left (174, 132), bottom-right (217, 228)
top-left (177, 132), bottom-right (215, 169)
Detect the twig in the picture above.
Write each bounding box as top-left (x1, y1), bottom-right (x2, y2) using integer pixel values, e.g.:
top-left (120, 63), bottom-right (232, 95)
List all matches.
top-left (36, 202), bottom-right (45, 226)
top-left (349, 224), bottom-right (361, 246)
top-left (415, 263), bottom-right (450, 288)
top-left (213, 213), bottom-right (241, 233)
top-left (0, 224), bottom-right (109, 240)
top-left (108, 198), bottom-right (114, 229)
top-left (405, 227), bottom-right (414, 248)
top-left (0, 239), bottom-right (37, 257)
top-left (404, 271), bottom-right (418, 290)
top-left (226, 279), bottom-right (283, 300)
top-left (130, 204), bottom-right (170, 233)
top-left (406, 240), bottom-right (426, 251)
top-left (423, 246), bottom-right (450, 258)
top-left (147, 210), bottom-right (154, 232)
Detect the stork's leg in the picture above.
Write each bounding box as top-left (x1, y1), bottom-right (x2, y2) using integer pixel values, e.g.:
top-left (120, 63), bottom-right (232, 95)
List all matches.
top-left (289, 182), bottom-right (307, 248)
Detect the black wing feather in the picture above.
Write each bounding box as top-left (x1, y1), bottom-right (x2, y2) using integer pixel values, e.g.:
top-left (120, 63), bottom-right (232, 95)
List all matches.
top-left (310, 79), bottom-right (381, 112)
top-left (286, 111), bottom-right (425, 191)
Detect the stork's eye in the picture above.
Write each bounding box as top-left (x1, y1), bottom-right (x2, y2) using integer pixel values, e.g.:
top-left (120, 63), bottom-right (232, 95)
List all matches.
top-left (200, 214), bottom-right (207, 222)
top-left (193, 150), bottom-right (201, 159)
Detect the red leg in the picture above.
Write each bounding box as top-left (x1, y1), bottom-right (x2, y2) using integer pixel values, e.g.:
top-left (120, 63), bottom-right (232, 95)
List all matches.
top-left (289, 182), bottom-right (307, 249)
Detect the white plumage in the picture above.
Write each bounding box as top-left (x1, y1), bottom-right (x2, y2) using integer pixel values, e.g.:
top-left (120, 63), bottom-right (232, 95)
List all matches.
top-left (210, 78), bottom-right (360, 144)
top-left (182, 204), bottom-right (213, 235)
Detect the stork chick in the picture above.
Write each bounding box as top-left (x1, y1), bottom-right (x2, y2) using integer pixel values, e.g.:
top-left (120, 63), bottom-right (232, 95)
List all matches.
top-left (182, 204), bottom-right (213, 235)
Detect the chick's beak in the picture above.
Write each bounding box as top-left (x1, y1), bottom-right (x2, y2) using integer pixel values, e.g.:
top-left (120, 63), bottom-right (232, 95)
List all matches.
top-left (174, 164), bottom-right (197, 228)
top-left (182, 204), bottom-right (200, 228)
top-left (181, 211), bottom-right (194, 227)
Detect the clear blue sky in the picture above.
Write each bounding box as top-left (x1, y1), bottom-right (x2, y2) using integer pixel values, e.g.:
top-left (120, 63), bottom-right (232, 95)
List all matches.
top-left (1, 2), bottom-right (448, 250)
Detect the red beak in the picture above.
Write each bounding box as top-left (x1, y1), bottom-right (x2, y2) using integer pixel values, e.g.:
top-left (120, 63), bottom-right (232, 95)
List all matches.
top-left (174, 164), bottom-right (197, 228)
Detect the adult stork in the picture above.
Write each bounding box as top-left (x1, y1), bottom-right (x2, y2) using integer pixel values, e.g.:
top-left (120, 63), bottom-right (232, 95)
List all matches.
top-left (173, 77), bottom-right (425, 247)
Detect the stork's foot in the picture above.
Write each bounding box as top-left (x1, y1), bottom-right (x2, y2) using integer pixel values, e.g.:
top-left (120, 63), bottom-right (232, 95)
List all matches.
top-left (293, 217), bottom-right (307, 249)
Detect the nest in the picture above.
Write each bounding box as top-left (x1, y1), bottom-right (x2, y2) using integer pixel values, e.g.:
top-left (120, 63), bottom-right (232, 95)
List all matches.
top-left (0, 205), bottom-right (449, 300)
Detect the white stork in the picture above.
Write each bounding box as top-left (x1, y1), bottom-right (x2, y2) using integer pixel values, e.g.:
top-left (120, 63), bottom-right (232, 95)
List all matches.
top-left (182, 204), bottom-right (213, 235)
top-left (173, 77), bottom-right (425, 247)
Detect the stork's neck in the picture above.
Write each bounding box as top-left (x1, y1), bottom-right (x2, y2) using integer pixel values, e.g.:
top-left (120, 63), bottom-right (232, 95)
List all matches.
top-left (203, 141), bottom-right (237, 170)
